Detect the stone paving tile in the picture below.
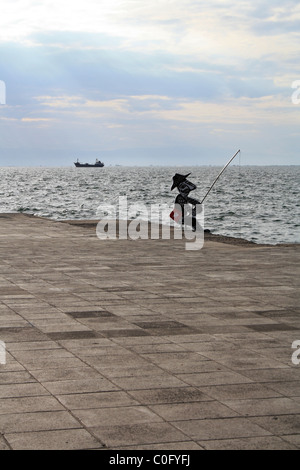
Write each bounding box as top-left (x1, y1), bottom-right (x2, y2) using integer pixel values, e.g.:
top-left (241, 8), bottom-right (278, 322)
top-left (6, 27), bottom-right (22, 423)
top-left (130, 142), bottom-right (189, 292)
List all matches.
top-left (0, 371), bottom-right (36, 384)
top-left (110, 374), bottom-right (188, 391)
top-left (172, 417), bottom-right (272, 441)
top-left (89, 363), bottom-right (168, 379)
top-left (0, 354), bottom-right (25, 372)
top-left (198, 436), bottom-right (298, 450)
top-left (28, 366), bottom-right (102, 383)
top-left (282, 434), bottom-right (300, 447)
top-left (126, 342), bottom-right (187, 354)
top-left (109, 335), bottom-right (177, 346)
top-left (0, 410), bottom-right (82, 434)
top-left (57, 390), bottom-right (139, 410)
top-left (0, 214), bottom-right (299, 450)
top-left (65, 344), bottom-right (133, 358)
top-left (90, 422), bottom-right (191, 448)
top-left (0, 396), bottom-right (64, 415)
top-left (266, 380), bottom-right (300, 397)
top-left (0, 383), bottom-right (50, 399)
top-left (149, 400), bottom-right (238, 421)
top-left (11, 348), bottom-right (78, 364)
top-left (41, 377), bottom-right (119, 395)
top-left (249, 414), bottom-right (300, 436)
top-left (0, 436), bottom-right (10, 450)
top-left (176, 370), bottom-right (254, 387)
top-left (196, 349), bottom-right (289, 370)
top-left (99, 329), bottom-right (151, 338)
top-left (19, 356), bottom-right (86, 371)
top-left (28, 320), bottom-right (93, 334)
top-left (239, 367), bottom-right (300, 383)
top-left (58, 337), bottom-right (115, 349)
top-left (197, 383), bottom-right (283, 401)
top-left (128, 387), bottom-right (213, 405)
top-left (5, 429), bottom-right (104, 450)
top-left (72, 405), bottom-right (163, 428)
top-left (6, 340), bottom-right (62, 351)
top-left (222, 397), bottom-right (300, 417)
top-left (117, 441), bottom-right (203, 450)
top-left (139, 352), bottom-right (211, 373)
top-left (47, 331), bottom-right (101, 340)
top-left (0, 327), bottom-right (50, 343)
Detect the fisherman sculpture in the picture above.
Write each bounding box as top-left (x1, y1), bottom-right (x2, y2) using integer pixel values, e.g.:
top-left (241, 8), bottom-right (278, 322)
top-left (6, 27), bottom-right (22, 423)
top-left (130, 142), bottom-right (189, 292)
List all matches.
top-left (170, 173), bottom-right (202, 232)
top-left (170, 150), bottom-right (241, 234)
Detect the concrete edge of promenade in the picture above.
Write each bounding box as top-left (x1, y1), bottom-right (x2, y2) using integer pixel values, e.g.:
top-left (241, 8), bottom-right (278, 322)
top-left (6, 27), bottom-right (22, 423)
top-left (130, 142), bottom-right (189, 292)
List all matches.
top-left (2, 212), bottom-right (298, 248)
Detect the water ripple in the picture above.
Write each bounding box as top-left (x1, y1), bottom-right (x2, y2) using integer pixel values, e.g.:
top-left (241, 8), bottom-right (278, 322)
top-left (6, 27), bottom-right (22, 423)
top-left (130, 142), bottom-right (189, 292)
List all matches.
top-left (0, 165), bottom-right (299, 245)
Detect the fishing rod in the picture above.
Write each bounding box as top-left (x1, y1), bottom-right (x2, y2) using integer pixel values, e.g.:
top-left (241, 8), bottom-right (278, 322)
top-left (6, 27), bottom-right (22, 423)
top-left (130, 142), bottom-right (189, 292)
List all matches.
top-left (200, 149), bottom-right (240, 204)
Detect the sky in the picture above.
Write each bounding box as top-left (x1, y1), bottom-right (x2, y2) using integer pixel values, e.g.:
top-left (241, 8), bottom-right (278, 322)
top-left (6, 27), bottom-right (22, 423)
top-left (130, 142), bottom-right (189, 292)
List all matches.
top-left (0, 0), bottom-right (299, 166)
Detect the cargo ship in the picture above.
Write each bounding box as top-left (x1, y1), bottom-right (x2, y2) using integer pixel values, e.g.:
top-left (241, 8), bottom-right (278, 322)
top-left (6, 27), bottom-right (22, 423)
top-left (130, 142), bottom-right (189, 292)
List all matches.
top-left (74, 158), bottom-right (104, 168)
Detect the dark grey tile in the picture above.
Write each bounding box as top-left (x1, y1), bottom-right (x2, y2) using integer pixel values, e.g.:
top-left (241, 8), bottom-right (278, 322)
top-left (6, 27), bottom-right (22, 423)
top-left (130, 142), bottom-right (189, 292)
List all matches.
top-left (66, 310), bottom-right (115, 318)
top-left (47, 331), bottom-right (101, 340)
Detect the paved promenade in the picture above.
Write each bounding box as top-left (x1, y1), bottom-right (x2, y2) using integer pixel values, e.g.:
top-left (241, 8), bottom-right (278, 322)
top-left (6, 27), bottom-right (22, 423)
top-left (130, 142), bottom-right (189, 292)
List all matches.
top-left (0, 213), bottom-right (299, 450)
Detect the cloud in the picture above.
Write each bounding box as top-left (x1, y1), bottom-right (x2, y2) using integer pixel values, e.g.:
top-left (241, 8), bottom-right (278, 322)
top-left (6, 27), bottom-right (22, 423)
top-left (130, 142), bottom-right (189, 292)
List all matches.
top-left (0, 0), bottom-right (299, 165)
top-left (21, 117), bottom-right (54, 123)
top-left (36, 95), bottom-right (86, 109)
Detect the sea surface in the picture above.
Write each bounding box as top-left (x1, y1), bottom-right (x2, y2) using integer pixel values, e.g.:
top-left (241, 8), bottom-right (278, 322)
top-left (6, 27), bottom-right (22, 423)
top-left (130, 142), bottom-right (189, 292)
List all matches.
top-left (0, 165), bottom-right (299, 245)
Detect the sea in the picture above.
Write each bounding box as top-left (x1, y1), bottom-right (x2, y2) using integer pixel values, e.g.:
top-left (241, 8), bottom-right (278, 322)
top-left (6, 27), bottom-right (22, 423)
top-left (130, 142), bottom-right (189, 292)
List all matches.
top-left (0, 165), bottom-right (299, 245)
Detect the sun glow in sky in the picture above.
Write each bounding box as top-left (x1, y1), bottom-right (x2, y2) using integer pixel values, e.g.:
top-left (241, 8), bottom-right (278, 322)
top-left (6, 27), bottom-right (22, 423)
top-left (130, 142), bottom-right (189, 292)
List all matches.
top-left (0, 0), bottom-right (299, 165)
